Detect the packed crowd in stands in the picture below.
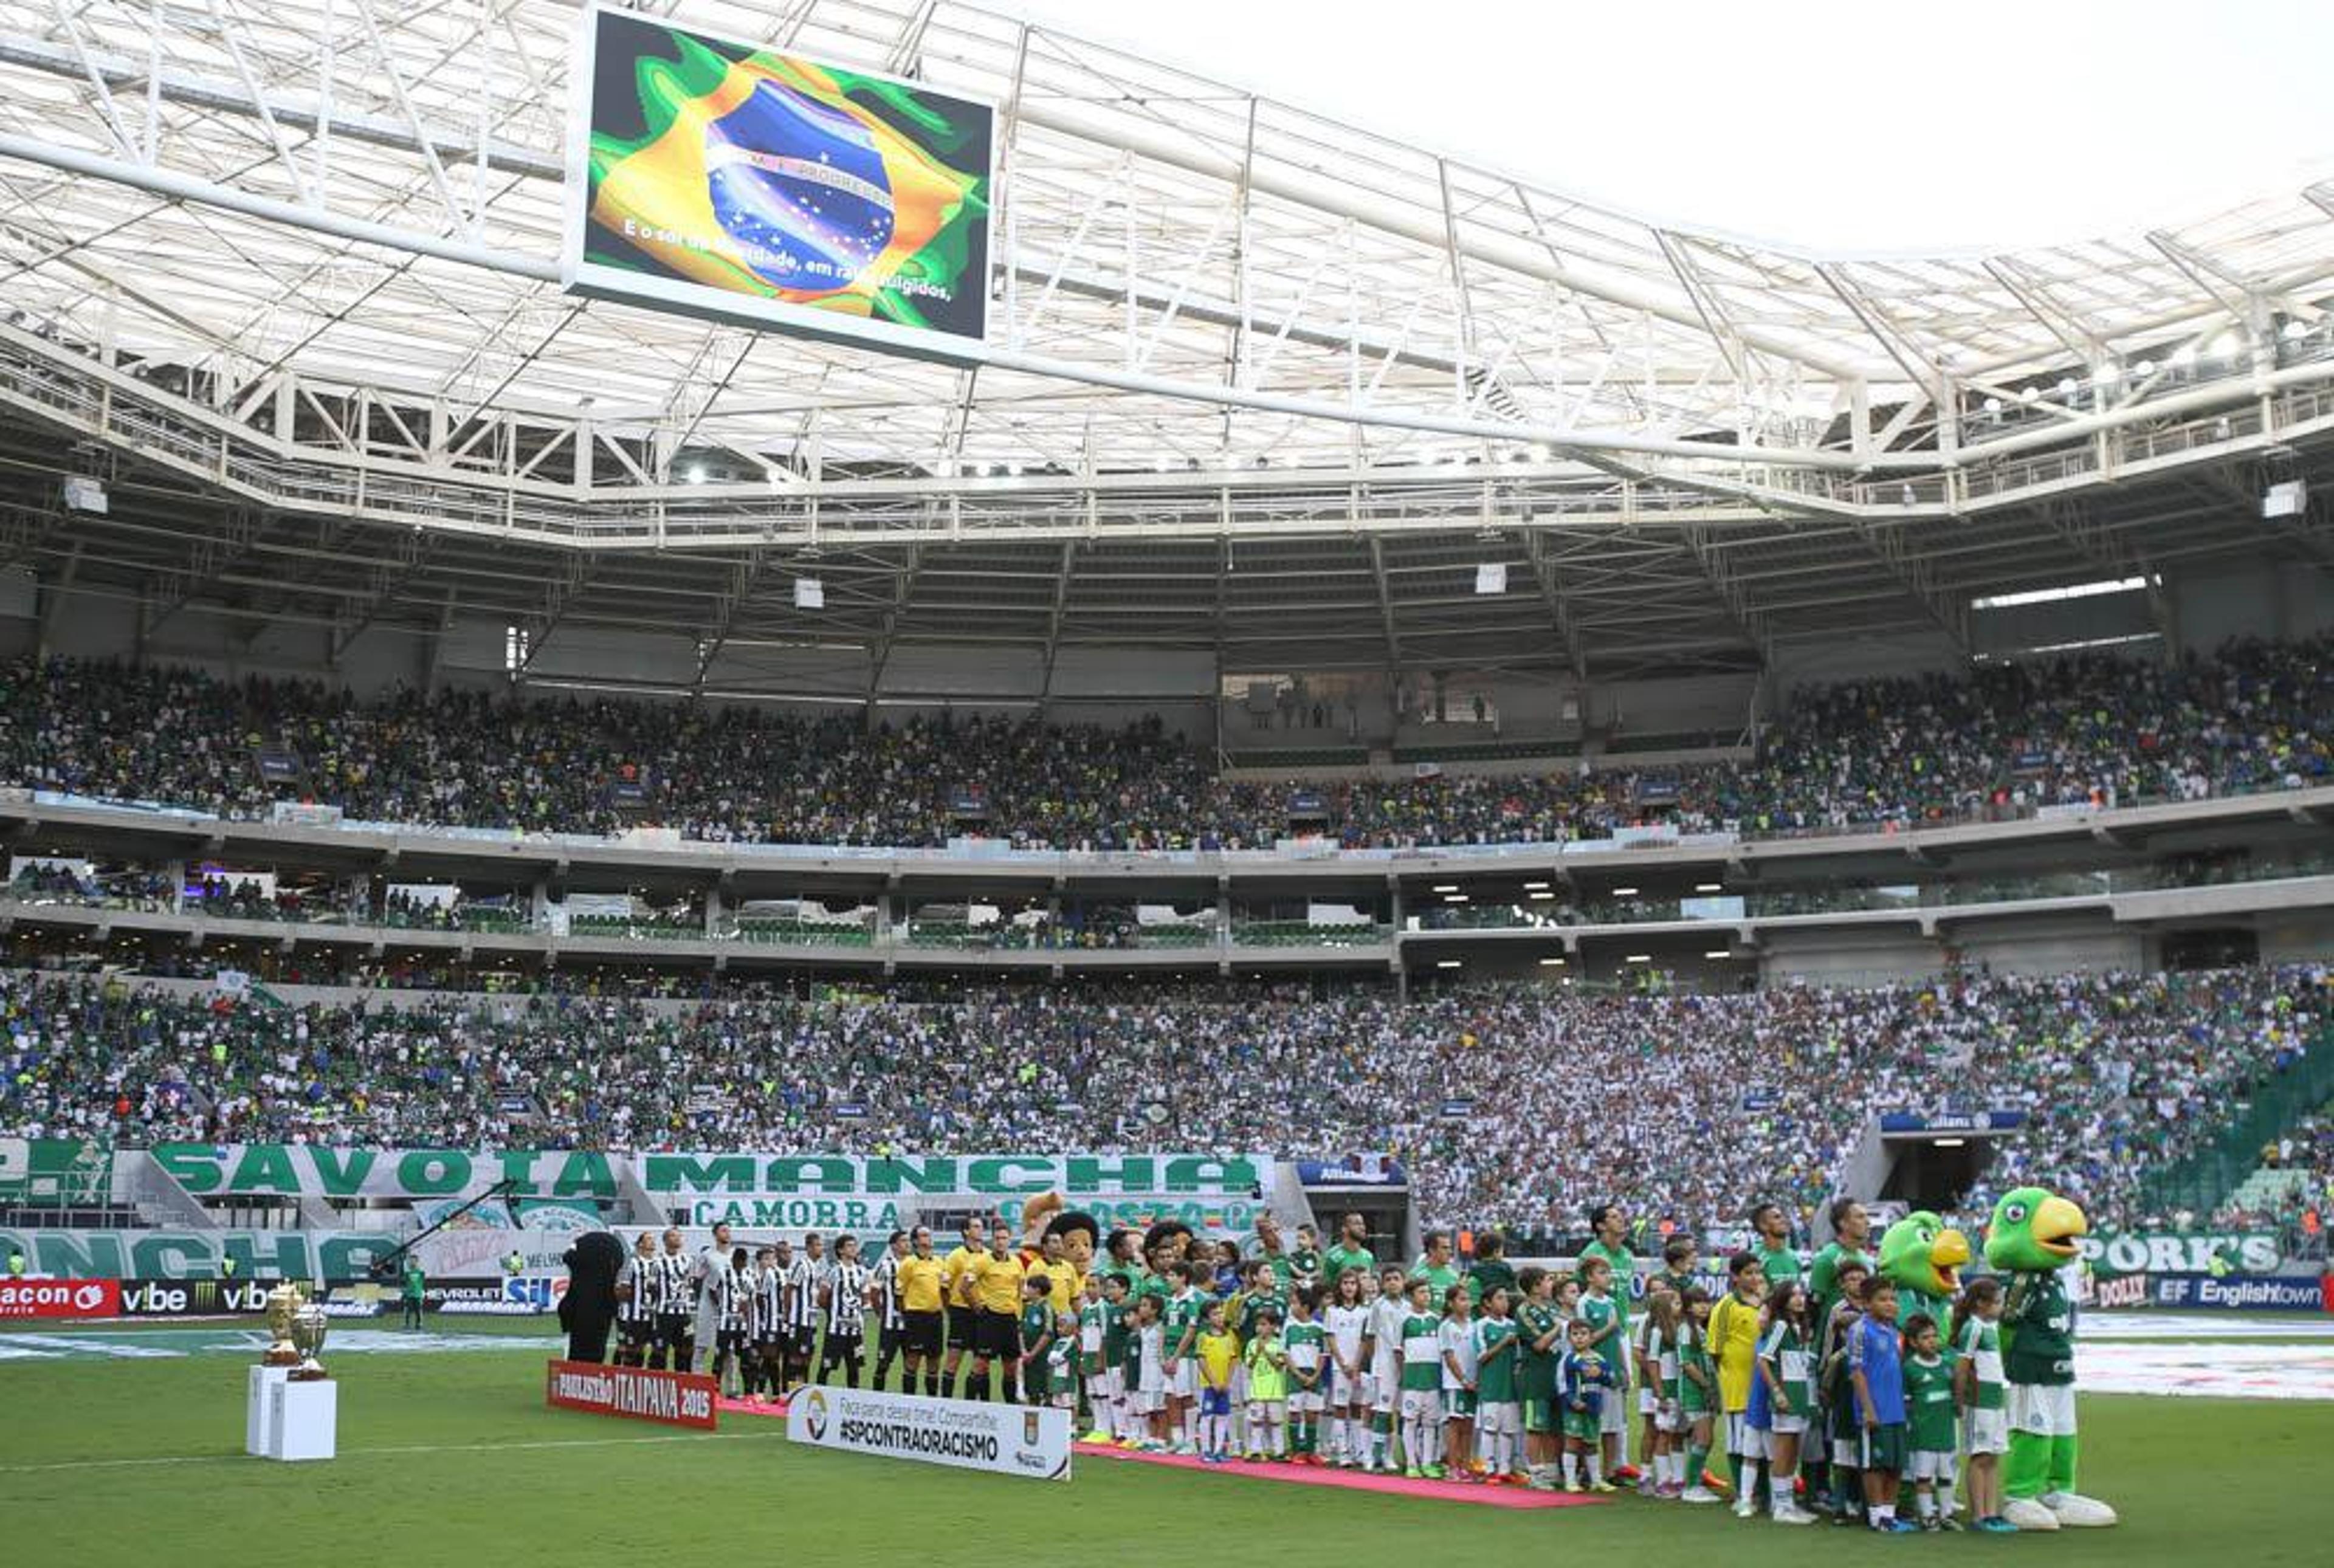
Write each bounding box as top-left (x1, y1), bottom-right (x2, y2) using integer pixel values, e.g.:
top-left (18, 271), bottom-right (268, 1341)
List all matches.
top-left (2, 963), bottom-right (2320, 1234)
top-left (2, 638), bottom-right (2326, 850)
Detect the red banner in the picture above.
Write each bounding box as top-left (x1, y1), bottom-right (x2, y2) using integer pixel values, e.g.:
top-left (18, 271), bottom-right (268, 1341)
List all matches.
top-left (0, 1279), bottom-right (122, 1318)
top-left (544, 1360), bottom-right (718, 1430)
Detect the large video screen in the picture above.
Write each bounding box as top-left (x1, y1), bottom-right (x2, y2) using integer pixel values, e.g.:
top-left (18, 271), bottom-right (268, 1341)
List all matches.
top-left (566, 7), bottom-right (994, 352)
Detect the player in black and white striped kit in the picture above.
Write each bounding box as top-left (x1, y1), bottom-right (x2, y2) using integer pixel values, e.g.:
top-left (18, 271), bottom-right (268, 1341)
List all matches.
top-left (784, 1241), bottom-right (821, 1400)
top-left (747, 1245), bottom-right (785, 1403)
top-left (709, 1246), bottom-right (754, 1397)
top-left (647, 1228), bottom-right (694, 1371)
top-left (816, 1234), bottom-right (873, 1388)
top-left (869, 1229), bottom-right (910, 1391)
top-left (613, 1231), bottom-right (658, 1368)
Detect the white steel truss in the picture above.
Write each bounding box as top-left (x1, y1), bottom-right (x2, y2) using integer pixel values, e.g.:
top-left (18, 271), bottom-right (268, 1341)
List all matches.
top-left (0, 0), bottom-right (2321, 536)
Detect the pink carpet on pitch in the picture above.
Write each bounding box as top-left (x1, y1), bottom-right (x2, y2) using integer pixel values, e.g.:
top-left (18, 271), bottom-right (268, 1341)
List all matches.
top-left (1071, 1442), bottom-right (1608, 1508)
top-left (719, 1396), bottom-right (790, 1418)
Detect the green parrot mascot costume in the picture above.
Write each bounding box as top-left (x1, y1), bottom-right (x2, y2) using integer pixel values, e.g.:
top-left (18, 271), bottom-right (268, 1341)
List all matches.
top-left (1876, 1209), bottom-right (1971, 1329)
top-left (1985, 1186), bottom-right (2117, 1530)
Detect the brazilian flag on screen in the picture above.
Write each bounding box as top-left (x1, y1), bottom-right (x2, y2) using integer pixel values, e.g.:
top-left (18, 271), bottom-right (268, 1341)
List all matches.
top-left (583, 9), bottom-right (991, 340)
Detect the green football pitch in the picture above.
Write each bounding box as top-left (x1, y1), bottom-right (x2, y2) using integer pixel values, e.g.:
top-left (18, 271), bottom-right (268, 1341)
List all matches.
top-left (3, 1319), bottom-right (2329, 1568)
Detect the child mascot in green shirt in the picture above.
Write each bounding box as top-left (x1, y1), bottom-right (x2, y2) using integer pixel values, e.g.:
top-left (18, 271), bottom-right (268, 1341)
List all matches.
top-left (1985, 1186), bottom-right (2116, 1532)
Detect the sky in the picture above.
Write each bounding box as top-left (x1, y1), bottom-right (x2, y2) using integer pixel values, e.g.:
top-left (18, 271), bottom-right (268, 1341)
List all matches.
top-left (1010, 0), bottom-right (2334, 255)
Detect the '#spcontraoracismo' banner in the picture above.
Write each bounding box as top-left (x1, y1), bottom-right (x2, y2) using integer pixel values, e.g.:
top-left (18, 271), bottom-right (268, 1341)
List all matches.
top-left (788, 1384), bottom-right (1069, 1480)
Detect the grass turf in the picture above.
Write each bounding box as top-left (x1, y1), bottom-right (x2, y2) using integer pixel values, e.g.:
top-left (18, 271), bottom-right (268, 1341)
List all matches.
top-left (3, 1325), bottom-right (2329, 1568)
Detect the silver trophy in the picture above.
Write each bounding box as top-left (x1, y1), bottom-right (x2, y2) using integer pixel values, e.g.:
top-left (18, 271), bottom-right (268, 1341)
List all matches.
top-left (287, 1288), bottom-right (331, 1381)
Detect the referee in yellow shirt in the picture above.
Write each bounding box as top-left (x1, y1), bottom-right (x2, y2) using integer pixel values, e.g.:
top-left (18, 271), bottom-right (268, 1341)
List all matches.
top-left (893, 1226), bottom-right (948, 1397)
top-left (940, 1214), bottom-right (988, 1398)
top-left (965, 1226), bottom-right (1029, 1403)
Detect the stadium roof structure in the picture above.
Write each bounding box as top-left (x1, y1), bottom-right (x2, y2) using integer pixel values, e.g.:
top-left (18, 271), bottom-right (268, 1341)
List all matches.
top-left (0, 0), bottom-right (2329, 685)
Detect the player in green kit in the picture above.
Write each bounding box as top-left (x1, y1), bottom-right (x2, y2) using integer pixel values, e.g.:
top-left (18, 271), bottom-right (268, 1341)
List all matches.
top-left (1017, 1274), bottom-right (1055, 1406)
top-left (1396, 1276), bottom-right (1447, 1479)
top-left (1079, 1275), bottom-right (1117, 1443)
top-left (1288, 1223), bottom-right (1324, 1295)
top-left (1901, 1313), bottom-right (1961, 1530)
top-left (1750, 1202), bottom-right (1802, 1289)
top-left (1954, 1277), bottom-right (2015, 1532)
top-left (1675, 1286), bottom-right (1723, 1503)
top-left (1579, 1203), bottom-right (1638, 1481)
top-left (1283, 1286), bottom-right (1329, 1462)
top-left (1473, 1286), bottom-right (1524, 1483)
top-left (1322, 1211), bottom-right (1377, 1295)
top-left (1807, 1197), bottom-right (1873, 1335)
top-left (1575, 1253), bottom-right (1629, 1487)
top-left (1515, 1267), bottom-right (1564, 1488)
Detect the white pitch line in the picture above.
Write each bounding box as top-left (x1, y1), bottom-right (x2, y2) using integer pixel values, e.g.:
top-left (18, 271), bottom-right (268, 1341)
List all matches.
top-left (0, 1429), bottom-right (788, 1475)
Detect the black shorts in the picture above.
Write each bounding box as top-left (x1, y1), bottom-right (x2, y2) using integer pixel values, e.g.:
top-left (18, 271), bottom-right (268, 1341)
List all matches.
top-left (974, 1309), bottom-right (1019, 1360)
top-left (715, 1328), bottom-right (748, 1353)
top-left (878, 1322), bottom-right (909, 1355)
top-left (618, 1316), bottom-right (653, 1346)
top-left (656, 1313), bottom-right (692, 1350)
top-left (788, 1327), bottom-right (818, 1358)
top-left (946, 1305), bottom-right (977, 1351)
top-left (822, 1330), bottom-right (862, 1363)
top-left (903, 1310), bottom-right (943, 1357)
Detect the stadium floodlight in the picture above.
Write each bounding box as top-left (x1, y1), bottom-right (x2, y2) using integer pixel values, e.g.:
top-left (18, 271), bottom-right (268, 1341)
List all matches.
top-left (1442, 893), bottom-right (1467, 903)
top-left (684, 465), bottom-right (706, 483)
top-left (2283, 320), bottom-right (2308, 341)
top-left (1610, 886), bottom-right (1638, 896)
top-left (2135, 360), bottom-right (2157, 377)
top-left (2090, 362), bottom-right (2118, 385)
top-left (1475, 563), bottom-right (1507, 594)
top-left (1538, 956), bottom-right (1566, 966)
top-left (1005, 461), bottom-right (1023, 476)
top-left (794, 578), bottom-right (824, 610)
top-left (2211, 331), bottom-right (2240, 357)
top-left (1528, 891), bottom-right (1555, 901)
top-left (1521, 880), bottom-right (1549, 890)
top-left (1982, 397), bottom-right (2001, 413)
top-left (60, 475), bottom-right (106, 513)
top-left (1435, 959), bottom-right (1462, 969)
top-left (2055, 377), bottom-right (2078, 397)
top-left (1623, 954), bottom-right (1653, 963)
top-left (1704, 949), bottom-right (1732, 960)
top-left (1431, 884), bottom-right (1458, 892)
top-left (1695, 882), bottom-right (1723, 893)
top-left (2262, 480), bottom-right (2308, 518)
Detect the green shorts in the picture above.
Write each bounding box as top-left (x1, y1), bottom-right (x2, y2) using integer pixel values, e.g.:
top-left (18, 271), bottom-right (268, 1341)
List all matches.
top-left (1444, 1389), bottom-right (1478, 1419)
top-left (1522, 1397), bottom-right (1555, 1435)
top-left (1859, 1422), bottom-right (1907, 1474)
top-left (1561, 1404), bottom-right (1602, 1442)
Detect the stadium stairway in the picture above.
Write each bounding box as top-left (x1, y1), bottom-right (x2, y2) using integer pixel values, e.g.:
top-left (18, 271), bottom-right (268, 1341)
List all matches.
top-left (2140, 1027), bottom-right (2334, 1219)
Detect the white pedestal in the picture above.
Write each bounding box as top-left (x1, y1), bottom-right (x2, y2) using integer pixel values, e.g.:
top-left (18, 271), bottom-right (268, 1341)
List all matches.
top-left (246, 1366), bottom-right (291, 1456)
top-left (266, 1378), bottom-right (337, 1462)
